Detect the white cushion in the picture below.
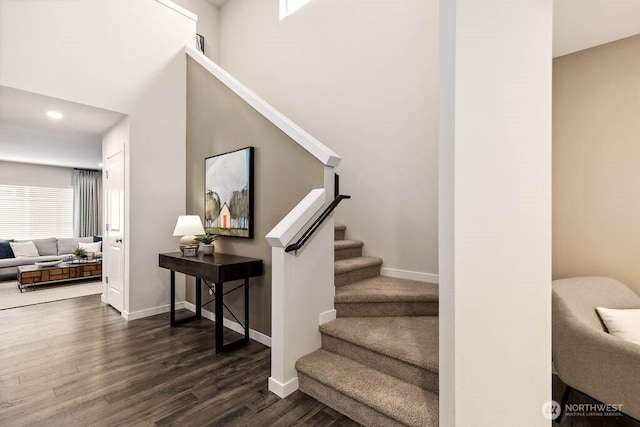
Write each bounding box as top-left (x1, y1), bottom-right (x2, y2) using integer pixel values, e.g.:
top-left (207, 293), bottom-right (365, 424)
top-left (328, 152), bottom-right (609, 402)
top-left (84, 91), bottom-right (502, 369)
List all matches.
top-left (79, 241), bottom-right (102, 253)
top-left (596, 307), bottom-right (640, 345)
top-left (9, 241), bottom-right (40, 258)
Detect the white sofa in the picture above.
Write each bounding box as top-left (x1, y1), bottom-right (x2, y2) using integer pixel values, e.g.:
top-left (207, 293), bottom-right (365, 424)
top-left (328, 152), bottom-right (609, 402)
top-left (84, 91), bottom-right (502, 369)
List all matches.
top-left (0, 237), bottom-right (98, 281)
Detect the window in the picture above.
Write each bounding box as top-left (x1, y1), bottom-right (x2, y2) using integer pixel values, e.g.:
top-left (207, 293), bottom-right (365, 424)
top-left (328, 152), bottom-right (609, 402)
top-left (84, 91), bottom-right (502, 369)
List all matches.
top-left (279, 0), bottom-right (313, 20)
top-left (0, 185), bottom-right (73, 240)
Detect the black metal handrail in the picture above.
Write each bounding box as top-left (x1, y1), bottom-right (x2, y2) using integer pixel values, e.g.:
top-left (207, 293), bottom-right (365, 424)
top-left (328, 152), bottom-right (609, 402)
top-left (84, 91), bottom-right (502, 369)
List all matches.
top-left (285, 194), bottom-right (351, 254)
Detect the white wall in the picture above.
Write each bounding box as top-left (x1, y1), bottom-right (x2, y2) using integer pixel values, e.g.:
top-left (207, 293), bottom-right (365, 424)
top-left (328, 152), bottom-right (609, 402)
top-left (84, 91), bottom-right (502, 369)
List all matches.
top-left (219, 0), bottom-right (439, 278)
top-left (553, 0), bottom-right (640, 57)
top-left (128, 58), bottom-right (189, 313)
top-left (171, 0), bottom-right (221, 62)
top-left (0, 0), bottom-right (195, 316)
top-left (0, 0), bottom-right (194, 115)
top-left (0, 160), bottom-right (73, 188)
top-left (439, 1), bottom-right (552, 425)
top-left (0, 123), bottom-right (102, 170)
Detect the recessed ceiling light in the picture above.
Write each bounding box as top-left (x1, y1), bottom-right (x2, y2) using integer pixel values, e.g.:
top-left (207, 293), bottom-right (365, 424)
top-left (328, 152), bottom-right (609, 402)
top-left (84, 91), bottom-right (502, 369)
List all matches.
top-left (46, 111), bottom-right (64, 120)
top-left (98, 163), bottom-right (104, 167)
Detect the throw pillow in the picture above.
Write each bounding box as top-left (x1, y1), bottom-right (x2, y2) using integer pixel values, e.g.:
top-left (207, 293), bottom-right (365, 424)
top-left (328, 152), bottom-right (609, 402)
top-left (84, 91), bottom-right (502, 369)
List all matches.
top-left (58, 238), bottom-right (79, 255)
top-left (79, 241), bottom-right (102, 253)
top-left (0, 239), bottom-right (14, 259)
top-left (596, 307), bottom-right (640, 345)
top-left (93, 236), bottom-right (102, 242)
top-left (31, 237), bottom-right (58, 256)
top-left (9, 241), bottom-right (40, 258)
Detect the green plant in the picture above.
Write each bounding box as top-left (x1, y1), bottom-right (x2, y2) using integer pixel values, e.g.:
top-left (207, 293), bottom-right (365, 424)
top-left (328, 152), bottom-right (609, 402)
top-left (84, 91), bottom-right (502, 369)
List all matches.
top-left (195, 233), bottom-right (218, 245)
top-left (73, 247), bottom-right (87, 259)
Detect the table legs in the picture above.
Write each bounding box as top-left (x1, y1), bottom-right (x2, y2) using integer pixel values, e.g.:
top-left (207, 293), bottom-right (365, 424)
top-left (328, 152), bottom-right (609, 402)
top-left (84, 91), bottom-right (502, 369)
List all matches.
top-left (214, 279), bottom-right (251, 353)
top-left (215, 281), bottom-right (224, 353)
top-left (170, 270), bottom-right (176, 326)
top-left (244, 278), bottom-right (249, 340)
top-left (195, 277), bottom-right (202, 320)
top-left (168, 271), bottom-right (250, 353)
top-left (169, 270), bottom-right (200, 326)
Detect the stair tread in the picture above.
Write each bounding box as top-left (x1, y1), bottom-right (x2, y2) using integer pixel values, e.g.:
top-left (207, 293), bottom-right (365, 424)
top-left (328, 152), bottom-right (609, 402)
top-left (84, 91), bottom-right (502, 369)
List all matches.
top-left (335, 256), bottom-right (383, 275)
top-left (320, 317), bottom-right (439, 373)
top-left (297, 349), bottom-right (438, 427)
top-left (334, 239), bottom-right (364, 250)
top-left (336, 275), bottom-right (438, 303)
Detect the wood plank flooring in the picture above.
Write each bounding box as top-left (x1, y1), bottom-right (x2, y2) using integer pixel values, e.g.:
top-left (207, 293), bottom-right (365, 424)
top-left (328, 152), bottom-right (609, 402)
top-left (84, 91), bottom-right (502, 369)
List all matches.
top-left (553, 375), bottom-right (640, 427)
top-left (0, 295), bottom-right (360, 427)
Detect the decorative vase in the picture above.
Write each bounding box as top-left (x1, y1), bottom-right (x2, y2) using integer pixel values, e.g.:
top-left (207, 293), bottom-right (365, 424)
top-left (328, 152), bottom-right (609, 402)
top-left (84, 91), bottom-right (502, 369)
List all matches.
top-left (200, 243), bottom-right (214, 255)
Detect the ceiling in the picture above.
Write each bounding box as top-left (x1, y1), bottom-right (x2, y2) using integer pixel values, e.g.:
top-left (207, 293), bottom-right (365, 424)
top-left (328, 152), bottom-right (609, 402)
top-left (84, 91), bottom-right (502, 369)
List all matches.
top-left (554, 0), bottom-right (640, 57)
top-left (0, 86), bottom-right (125, 169)
top-left (0, 86), bottom-right (124, 136)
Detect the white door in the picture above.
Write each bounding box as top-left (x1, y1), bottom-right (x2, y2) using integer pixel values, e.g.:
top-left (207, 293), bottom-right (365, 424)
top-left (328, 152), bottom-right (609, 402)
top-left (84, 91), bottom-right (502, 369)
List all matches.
top-left (105, 150), bottom-right (125, 313)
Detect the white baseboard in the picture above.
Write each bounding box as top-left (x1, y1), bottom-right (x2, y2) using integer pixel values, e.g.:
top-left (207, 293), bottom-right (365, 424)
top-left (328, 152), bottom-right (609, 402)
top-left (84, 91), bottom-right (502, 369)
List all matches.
top-left (319, 309), bottom-right (336, 325)
top-left (268, 376), bottom-right (298, 398)
top-left (380, 268), bottom-right (439, 284)
top-left (183, 301), bottom-right (272, 347)
top-left (122, 301), bottom-right (185, 321)
top-left (100, 294), bottom-right (107, 304)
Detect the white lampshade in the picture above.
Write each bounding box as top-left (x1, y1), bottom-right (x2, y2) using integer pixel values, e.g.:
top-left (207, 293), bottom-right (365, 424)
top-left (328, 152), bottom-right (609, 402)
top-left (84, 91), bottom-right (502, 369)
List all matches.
top-left (173, 215), bottom-right (205, 236)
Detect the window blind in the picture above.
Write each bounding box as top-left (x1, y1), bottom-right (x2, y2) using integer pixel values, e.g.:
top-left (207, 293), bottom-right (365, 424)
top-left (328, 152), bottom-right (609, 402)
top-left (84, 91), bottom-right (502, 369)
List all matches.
top-left (0, 184), bottom-right (73, 240)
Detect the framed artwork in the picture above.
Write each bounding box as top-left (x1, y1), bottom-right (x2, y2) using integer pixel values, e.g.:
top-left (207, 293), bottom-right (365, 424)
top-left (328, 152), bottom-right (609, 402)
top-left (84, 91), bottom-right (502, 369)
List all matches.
top-left (204, 147), bottom-right (254, 238)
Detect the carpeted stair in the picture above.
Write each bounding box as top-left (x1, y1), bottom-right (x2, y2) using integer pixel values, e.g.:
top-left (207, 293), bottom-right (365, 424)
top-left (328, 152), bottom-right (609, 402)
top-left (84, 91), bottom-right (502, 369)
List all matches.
top-left (296, 224), bottom-right (439, 426)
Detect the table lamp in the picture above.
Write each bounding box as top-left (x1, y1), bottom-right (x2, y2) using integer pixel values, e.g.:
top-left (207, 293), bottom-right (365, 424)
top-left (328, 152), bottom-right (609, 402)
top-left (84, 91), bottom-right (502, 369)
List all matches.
top-left (173, 215), bottom-right (205, 255)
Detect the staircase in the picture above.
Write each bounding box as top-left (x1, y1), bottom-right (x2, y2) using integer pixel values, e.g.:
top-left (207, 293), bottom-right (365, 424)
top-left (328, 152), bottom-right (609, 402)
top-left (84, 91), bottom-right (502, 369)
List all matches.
top-left (295, 225), bottom-right (439, 426)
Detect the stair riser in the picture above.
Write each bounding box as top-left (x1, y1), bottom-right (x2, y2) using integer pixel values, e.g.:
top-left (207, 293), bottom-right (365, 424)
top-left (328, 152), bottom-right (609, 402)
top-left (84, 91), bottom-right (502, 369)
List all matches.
top-left (336, 301), bottom-right (439, 318)
top-left (335, 229), bottom-right (346, 241)
top-left (298, 374), bottom-right (406, 427)
top-left (335, 265), bottom-right (381, 287)
top-left (321, 334), bottom-right (438, 393)
top-left (334, 246), bottom-right (363, 261)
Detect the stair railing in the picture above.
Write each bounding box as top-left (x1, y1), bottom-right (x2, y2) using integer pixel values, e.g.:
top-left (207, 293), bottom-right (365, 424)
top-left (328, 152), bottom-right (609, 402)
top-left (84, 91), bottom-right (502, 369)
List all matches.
top-left (185, 47), bottom-right (343, 400)
top-left (266, 171), bottom-right (347, 399)
top-left (285, 193), bottom-right (350, 254)
top-left (196, 34), bottom-right (204, 54)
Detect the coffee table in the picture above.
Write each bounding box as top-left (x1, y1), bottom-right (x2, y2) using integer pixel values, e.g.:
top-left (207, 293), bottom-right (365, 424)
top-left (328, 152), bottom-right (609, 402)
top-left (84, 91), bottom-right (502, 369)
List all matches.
top-left (17, 261), bottom-right (102, 292)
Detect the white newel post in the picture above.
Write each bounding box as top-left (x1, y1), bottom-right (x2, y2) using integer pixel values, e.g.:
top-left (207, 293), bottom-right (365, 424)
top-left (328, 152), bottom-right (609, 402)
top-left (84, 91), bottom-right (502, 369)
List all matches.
top-left (267, 180), bottom-right (337, 398)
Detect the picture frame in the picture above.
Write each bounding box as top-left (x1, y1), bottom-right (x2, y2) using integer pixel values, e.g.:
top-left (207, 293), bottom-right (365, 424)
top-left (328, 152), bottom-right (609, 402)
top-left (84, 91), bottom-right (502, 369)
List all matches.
top-left (183, 246), bottom-right (198, 257)
top-left (204, 147), bottom-right (254, 239)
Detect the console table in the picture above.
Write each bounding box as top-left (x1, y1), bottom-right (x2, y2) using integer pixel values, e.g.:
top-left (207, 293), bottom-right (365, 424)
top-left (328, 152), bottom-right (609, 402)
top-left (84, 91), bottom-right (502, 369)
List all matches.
top-left (158, 252), bottom-right (263, 353)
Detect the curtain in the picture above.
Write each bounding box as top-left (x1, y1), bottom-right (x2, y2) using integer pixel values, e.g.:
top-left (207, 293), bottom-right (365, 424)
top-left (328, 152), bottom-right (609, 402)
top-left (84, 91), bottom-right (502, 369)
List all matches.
top-left (73, 169), bottom-right (101, 237)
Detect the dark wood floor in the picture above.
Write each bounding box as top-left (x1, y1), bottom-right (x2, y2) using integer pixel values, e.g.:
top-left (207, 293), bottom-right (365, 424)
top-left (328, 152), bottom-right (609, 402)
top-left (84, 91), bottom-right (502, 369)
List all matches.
top-left (552, 375), bottom-right (640, 427)
top-left (0, 295), bottom-right (360, 427)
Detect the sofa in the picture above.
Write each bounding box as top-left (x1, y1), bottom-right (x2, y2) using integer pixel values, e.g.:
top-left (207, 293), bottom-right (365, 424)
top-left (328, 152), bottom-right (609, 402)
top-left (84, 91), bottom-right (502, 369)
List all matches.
top-left (553, 277), bottom-right (640, 421)
top-left (0, 237), bottom-right (101, 281)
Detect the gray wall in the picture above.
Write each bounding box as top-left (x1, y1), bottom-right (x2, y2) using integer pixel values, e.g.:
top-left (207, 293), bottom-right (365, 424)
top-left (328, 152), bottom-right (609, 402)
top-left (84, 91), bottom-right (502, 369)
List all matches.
top-left (186, 57), bottom-right (324, 335)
